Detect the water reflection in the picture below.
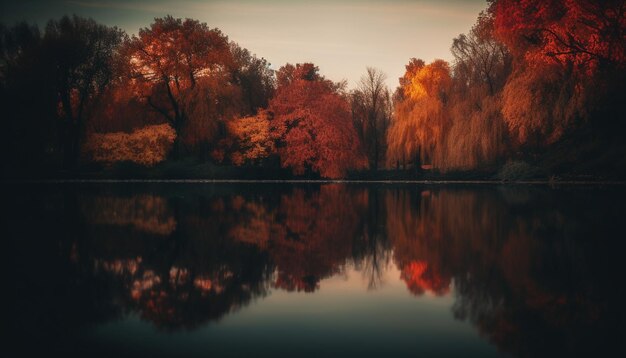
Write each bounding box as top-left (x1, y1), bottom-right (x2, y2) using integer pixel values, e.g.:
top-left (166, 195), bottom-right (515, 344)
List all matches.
top-left (5, 184), bottom-right (623, 356)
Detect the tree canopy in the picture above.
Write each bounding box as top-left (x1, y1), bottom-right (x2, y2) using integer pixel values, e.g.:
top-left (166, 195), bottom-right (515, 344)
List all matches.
top-left (269, 63), bottom-right (367, 178)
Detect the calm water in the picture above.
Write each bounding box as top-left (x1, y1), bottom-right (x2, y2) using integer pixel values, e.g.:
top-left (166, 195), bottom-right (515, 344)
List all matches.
top-left (4, 183), bottom-right (625, 357)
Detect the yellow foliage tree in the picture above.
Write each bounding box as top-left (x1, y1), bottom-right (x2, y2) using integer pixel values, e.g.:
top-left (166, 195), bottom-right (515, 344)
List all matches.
top-left (83, 124), bottom-right (176, 166)
top-left (223, 110), bottom-right (275, 165)
top-left (387, 59), bottom-right (451, 168)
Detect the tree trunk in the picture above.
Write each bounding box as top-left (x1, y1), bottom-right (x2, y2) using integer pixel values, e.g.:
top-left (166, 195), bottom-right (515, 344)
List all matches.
top-left (373, 117), bottom-right (379, 171)
top-left (170, 127), bottom-right (184, 161)
top-left (169, 114), bottom-right (187, 161)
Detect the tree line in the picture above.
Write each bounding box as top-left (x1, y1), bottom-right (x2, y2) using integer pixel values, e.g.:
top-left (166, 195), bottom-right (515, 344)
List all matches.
top-left (388, 0), bottom-right (624, 176)
top-left (1, 0), bottom-right (624, 179)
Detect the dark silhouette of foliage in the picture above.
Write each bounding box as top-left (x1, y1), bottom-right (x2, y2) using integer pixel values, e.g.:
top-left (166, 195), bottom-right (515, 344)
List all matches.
top-left (44, 15), bottom-right (125, 169)
top-left (1, 16), bottom-right (124, 175)
top-left (351, 67), bottom-right (392, 170)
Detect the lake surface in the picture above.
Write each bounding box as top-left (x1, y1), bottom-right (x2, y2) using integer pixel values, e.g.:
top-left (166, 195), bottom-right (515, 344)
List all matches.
top-left (4, 183), bottom-right (624, 357)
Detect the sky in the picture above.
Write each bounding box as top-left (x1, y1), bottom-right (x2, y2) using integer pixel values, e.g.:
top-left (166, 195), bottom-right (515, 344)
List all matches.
top-left (0, 0), bottom-right (489, 90)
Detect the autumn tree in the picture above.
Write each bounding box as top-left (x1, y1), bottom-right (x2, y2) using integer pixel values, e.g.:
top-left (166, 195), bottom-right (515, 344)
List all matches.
top-left (269, 63), bottom-right (367, 178)
top-left (501, 63), bottom-right (590, 148)
top-left (490, 0), bottom-right (626, 150)
top-left (386, 59), bottom-right (452, 169)
top-left (120, 16), bottom-right (232, 157)
top-left (433, 11), bottom-right (512, 171)
top-left (207, 44), bottom-right (276, 166)
top-left (215, 110), bottom-right (275, 165)
top-left (351, 67), bottom-right (392, 170)
top-left (83, 123), bottom-right (176, 166)
top-left (86, 78), bottom-right (166, 134)
top-left (491, 0), bottom-right (625, 71)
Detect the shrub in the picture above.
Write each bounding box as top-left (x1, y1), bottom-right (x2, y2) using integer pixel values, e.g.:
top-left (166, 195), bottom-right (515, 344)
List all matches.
top-left (84, 124), bottom-right (176, 166)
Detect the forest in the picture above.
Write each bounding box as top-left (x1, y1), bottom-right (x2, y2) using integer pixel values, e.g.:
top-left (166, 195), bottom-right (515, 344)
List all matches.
top-left (1, 0), bottom-right (624, 180)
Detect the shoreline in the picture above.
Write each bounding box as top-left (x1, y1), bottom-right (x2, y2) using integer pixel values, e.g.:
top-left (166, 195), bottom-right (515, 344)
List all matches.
top-left (7, 179), bottom-right (626, 185)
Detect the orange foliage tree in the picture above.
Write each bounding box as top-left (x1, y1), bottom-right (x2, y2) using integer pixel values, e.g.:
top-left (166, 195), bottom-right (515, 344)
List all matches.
top-left (268, 63), bottom-right (367, 178)
top-left (214, 110), bottom-right (275, 165)
top-left (501, 63), bottom-right (587, 146)
top-left (119, 16), bottom-right (232, 156)
top-left (386, 59), bottom-right (452, 168)
top-left (83, 123), bottom-right (176, 166)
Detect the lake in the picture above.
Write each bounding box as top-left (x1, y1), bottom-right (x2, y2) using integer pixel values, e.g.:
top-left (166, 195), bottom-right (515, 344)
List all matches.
top-left (4, 182), bottom-right (624, 357)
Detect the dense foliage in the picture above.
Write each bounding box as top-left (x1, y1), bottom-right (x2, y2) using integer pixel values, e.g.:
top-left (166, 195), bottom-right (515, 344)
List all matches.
top-left (1, 1), bottom-right (624, 179)
top-left (384, 0), bottom-right (624, 175)
top-left (269, 63), bottom-right (367, 178)
top-left (83, 123), bottom-right (176, 166)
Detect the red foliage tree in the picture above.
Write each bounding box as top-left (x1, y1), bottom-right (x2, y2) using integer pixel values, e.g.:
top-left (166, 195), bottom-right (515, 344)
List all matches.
top-left (269, 63), bottom-right (367, 178)
top-left (491, 0), bottom-right (625, 72)
top-left (491, 0), bottom-right (625, 149)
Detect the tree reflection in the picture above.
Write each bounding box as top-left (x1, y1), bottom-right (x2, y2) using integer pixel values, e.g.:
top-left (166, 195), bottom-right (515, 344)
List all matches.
top-left (81, 194), bottom-right (177, 235)
top-left (80, 192), bottom-right (274, 330)
top-left (6, 184), bottom-right (623, 356)
top-left (386, 189), bottom-right (452, 296)
top-left (444, 187), bottom-right (623, 357)
top-left (266, 186), bottom-right (365, 292)
top-left (71, 184), bottom-right (369, 328)
top-left (385, 186), bottom-right (622, 356)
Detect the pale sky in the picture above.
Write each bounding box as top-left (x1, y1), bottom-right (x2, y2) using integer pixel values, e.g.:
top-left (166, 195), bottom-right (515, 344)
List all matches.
top-left (0, 0), bottom-right (489, 90)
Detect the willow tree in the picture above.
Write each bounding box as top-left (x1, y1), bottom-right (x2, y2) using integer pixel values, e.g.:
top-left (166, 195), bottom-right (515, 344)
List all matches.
top-left (387, 59), bottom-right (451, 169)
top-left (434, 11), bottom-right (512, 171)
top-left (491, 0), bottom-right (626, 148)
